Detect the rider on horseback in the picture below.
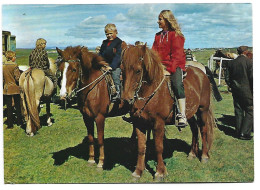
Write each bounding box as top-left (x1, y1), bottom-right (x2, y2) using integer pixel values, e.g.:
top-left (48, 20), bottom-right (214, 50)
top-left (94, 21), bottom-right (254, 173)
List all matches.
top-left (99, 24), bottom-right (123, 103)
top-left (152, 10), bottom-right (187, 128)
top-left (29, 38), bottom-right (57, 88)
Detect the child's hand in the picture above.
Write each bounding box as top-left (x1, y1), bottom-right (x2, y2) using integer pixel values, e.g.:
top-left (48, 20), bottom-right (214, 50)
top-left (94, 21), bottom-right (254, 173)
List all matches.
top-left (104, 66), bottom-right (112, 71)
top-left (163, 70), bottom-right (170, 76)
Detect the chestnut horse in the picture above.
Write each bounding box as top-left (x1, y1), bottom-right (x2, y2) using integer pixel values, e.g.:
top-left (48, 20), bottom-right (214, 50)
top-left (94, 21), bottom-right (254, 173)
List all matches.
top-left (121, 45), bottom-right (215, 180)
top-left (56, 46), bottom-right (128, 168)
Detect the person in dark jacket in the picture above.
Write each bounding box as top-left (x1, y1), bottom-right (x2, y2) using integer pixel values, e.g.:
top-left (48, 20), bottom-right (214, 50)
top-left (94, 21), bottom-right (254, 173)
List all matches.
top-left (225, 46), bottom-right (253, 140)
top-left (185, 48), bottom-right (193, 61)
top-left (99, 23), bottom-right (122, 102)
top-left (3, 51), bottom-right (23, 129)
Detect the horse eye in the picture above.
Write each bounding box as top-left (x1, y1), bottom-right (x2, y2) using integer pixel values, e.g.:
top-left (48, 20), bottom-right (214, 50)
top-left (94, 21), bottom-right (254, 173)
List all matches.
top-left (72, 68), bottom-right (77, 72)
top-left (136, 69), bottom-right (141, 74)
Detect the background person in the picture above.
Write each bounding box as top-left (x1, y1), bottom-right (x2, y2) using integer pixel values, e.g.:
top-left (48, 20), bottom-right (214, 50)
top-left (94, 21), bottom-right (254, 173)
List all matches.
top-left (185, 48), bottom-right (193, 61)
top-left (3, 50), bottom-right (23, 129)
top-left (99, 23), bottom-right (123, 102)
top-left (152, 10), bottom-right (187, 127)
top-left (225, 46), bottom-right (253, 140)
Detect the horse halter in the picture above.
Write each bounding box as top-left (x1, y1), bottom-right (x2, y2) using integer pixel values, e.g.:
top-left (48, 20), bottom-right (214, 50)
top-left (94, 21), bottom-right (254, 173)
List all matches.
top-left (134, 56), bottom-right (145, 100)
top-left (131, 56), bottom-right (166, 117)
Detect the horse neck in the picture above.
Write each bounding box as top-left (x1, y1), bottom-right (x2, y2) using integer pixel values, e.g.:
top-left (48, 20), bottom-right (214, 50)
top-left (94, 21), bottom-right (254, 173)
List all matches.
top-left (81, 65), bottom-right (103, 86)
top-left (138, 71), bottom-right (165, 97)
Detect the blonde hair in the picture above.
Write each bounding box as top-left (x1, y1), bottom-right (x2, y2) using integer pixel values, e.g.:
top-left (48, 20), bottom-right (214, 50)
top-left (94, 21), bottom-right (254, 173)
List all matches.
top-left (5, 50), bottom-right (16, 61)
top-left (104, 23), bottom-right (118, 34)
top-left (159, 10), bottom-right (184, 38)
top-left (36, 38), bottom-right (47, 49)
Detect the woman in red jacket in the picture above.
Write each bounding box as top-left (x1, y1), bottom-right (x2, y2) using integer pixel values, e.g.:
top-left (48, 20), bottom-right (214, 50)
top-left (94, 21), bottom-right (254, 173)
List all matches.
top-left (152, 10), bottom-right (187, 127)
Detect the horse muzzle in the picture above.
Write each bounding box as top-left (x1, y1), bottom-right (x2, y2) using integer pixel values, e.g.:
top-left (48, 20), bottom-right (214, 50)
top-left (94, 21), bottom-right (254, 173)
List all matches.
top-left (60, 92), bottom-right (68, 100)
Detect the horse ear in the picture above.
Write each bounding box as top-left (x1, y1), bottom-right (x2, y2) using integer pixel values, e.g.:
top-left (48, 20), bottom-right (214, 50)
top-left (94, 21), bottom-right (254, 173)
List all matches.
top-left (56, 47), bottom-right (63, 56)
top-left (142, 43), bottom-right (147, 54)
top-left (121, 41), bottom-right (127, 50)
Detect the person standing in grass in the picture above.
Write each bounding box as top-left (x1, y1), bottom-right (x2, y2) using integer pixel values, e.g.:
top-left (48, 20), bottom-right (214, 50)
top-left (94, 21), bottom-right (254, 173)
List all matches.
top-left (225, 46), bottom-right (253, 140)
top-left (3, 50), bottom-right (23, 129)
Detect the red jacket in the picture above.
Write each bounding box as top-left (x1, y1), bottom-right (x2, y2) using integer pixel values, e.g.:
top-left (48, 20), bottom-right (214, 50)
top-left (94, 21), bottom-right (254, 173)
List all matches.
top-left (152, 30), bottom-right (186, 73)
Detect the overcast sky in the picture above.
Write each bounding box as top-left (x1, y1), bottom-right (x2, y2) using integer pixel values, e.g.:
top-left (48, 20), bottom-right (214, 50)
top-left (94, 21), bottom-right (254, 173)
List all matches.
top-left (1, 1), bottom-right (253, 49)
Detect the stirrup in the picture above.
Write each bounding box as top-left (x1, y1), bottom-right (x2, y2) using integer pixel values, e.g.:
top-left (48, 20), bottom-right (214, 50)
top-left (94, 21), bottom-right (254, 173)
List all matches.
top-left (176, 113), bottom-right (187, 128)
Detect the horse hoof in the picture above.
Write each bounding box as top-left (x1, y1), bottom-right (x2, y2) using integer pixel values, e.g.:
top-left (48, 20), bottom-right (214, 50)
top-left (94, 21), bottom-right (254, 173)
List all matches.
top-left (132, 171), bottom-right (141, 180)
top-left (201, 157), bottom-right (209, 163)
top-left (27, 132), bottom-right (34, 137)
top-left (96, 167), bottom-right (103, 173)
top-left (87, 160), bottom-right (95, 165)
top-left (97, 163), bottom-right (103, 168)
top-left (154, 172), bottom-right (166, 182)
top-left (187, 153), bottom-right (196, 160)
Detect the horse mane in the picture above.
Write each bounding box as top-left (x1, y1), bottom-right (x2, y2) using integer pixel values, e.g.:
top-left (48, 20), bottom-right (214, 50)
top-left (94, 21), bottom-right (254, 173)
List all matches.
top-left (61, 46), bottom-right (105, 71)
top-left (123, 45), bottom-right (164, 84)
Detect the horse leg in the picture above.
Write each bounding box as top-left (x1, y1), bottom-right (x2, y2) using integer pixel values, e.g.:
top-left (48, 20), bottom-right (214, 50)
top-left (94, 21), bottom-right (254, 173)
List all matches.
top-left (95, 114), bottom-right (105, 168)
top-left (154, 119), bottom-right (167, 181)
top-left (83, 115), bottom-right (95, 164)
top-left (132, 124), bottom-right (146, 179)
top-left (46, 98), bottom-right (52, 126)
top-left (187, 116), bottom-right (199, 160)
top-left (198, 110), bottom-right (210, 163)
top-left (130, 126), bottom-right (137, 139)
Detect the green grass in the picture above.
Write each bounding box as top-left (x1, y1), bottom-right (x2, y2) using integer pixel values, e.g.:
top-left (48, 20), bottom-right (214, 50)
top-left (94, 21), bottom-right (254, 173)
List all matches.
top-left (3, 48), bottom-right (254, 183)
top-left (15, 49), bottom-right (58, 66)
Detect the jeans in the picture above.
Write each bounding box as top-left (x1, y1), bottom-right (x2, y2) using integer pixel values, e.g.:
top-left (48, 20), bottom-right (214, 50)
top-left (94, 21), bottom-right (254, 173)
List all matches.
top-left (111, 67), bottom-right (121, 93)
top-left (170, 67), bottom-right (185, 99)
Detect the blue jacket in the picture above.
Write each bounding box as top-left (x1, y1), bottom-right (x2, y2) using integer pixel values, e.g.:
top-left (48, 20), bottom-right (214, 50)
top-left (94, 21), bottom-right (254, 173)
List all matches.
top-left (99, 37), bottom-right (122, 70)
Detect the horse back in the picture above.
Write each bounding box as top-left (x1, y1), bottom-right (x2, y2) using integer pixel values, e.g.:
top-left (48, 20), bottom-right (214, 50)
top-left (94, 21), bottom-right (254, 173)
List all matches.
top-left (184, 67), bottom-right (211, 118)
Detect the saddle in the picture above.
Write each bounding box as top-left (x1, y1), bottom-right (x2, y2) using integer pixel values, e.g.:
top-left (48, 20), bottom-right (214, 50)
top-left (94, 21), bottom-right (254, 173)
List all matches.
top-left (101, 69), bottom-right (117, 101)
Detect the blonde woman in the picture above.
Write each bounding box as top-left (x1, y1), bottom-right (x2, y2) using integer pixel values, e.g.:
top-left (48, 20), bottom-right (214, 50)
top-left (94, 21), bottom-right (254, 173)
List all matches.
top-left (152, 10), bottom-right (187, 127)
top-left (29, 38), bottom-right (57, 88)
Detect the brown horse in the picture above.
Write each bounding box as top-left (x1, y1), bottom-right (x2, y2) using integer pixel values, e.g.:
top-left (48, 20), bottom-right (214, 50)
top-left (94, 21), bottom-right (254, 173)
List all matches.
top-left (56, 46), bottom-right (128, 168)
top-left (121, 45), bottom-right (215, 180)
top-left (19, 58), bottom-right (56, 136)
top-left (245, 51), bottom-right (253, 60)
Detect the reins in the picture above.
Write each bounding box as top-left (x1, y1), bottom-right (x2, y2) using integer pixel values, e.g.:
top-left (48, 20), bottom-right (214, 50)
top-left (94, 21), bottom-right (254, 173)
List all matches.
top-left (75, 69), bottom-right (110, 94)
top-left (129, 55), bottom-right (166, 117)
top-left (135, 74), bottom-right (166, 117)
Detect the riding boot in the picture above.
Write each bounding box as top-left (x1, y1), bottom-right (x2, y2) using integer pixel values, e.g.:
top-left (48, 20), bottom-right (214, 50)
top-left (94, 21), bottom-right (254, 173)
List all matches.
top-left (111, 85), bottom-right (120, 103)
top-left (177, 98), bottom-right (187, 128)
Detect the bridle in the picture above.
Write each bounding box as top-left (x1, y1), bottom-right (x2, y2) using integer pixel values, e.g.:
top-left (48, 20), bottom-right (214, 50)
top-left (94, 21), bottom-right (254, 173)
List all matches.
top-left (122, 52), bottom-right (165, 117)
top-left (62, 58), bottom-right (109, 100)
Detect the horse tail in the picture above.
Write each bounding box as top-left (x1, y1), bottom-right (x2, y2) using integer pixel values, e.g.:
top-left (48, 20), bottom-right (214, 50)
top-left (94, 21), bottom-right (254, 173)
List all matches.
top-left (24, 71), bottom-right (41, 133)
top-left (206, 95), bottom-right (216, 151)
top-left (205, 66), bottom-right (222, 102)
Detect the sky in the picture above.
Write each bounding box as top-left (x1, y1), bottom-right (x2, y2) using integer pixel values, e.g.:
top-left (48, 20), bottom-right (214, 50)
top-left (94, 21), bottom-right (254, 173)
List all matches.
top-left (1, 1), bottom-right (254, 49)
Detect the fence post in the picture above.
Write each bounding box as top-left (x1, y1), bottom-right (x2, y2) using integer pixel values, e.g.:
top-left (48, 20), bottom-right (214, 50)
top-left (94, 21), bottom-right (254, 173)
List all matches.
top-left (218, 57), bottom-right (223, 86)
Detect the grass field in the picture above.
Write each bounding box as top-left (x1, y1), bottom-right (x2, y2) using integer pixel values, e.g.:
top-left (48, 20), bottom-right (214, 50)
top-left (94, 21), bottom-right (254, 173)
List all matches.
top-left (3, 48), bottom-right (254, 183)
